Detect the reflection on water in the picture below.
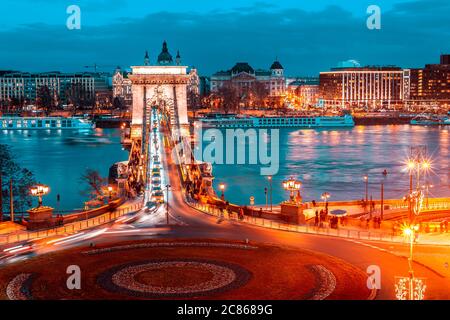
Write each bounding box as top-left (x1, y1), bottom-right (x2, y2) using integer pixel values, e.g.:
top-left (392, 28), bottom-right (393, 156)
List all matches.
top-left (0, 128), bottom-right (128, 211)
top-left (209, 125), bottom-right (450, 206)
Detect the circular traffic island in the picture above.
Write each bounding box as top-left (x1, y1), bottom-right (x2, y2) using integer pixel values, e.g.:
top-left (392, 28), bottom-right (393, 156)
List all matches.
top-left (0, 239), bottom-right (370, 300)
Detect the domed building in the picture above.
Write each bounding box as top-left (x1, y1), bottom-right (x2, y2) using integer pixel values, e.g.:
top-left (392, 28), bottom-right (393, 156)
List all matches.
top-left (157, 41), bottom-right (174, 66)
top-left (210, 60), bottom-right (286, 98)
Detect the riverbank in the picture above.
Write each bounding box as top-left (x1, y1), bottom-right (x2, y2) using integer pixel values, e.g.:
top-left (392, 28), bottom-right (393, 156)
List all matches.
top-left (354, 116), bottom-right (411, 125)
top-left (94, 118), bottom-right (130, 128)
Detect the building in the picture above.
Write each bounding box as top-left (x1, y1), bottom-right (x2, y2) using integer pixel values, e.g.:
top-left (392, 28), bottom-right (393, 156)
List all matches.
top-left (129, 41), bottom-right (192, 139)
top-left (199, 76), bottom-right (211, 97)
top-left (319, 66), bottom-right (406, 109)
top-left (287, 78), bottom-right (320, 107)
top-left (112, 67), bottom-right (133, 108)
top-left (407, 54), bottom-right (450, 109)
top-left (121, 42), bottom-right (200, 112)
top-left (210, 60), bottom-right (286, 97)
top-left (0, 71), bottom-right (110, 106)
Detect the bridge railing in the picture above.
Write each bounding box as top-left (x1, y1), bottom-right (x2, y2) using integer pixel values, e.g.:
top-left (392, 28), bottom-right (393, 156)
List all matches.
top-left (185, 199), bottom-right (414, 244)
top-left (0, 202), bottom-right (143, 246)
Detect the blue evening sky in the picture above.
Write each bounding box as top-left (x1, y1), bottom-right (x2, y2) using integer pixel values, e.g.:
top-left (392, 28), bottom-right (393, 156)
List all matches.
top-left (0, 0), bottom-right (448, 76)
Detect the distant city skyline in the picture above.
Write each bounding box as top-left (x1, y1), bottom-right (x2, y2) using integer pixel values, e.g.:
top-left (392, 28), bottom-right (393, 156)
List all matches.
top-left (0, 0), bottom-right (449, 76)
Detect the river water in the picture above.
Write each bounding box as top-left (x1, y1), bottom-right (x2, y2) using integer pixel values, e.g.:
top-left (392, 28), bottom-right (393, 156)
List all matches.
top-left (0, 128), bottom-right (128, 211)
top-left (207, 125), bottom-right (450, 206)
top-left (1, 125), bottom-right (449, 211)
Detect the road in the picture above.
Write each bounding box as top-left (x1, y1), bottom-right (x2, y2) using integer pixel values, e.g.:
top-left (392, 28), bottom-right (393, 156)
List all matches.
top-left (2, 128), bottom-right (450, 300)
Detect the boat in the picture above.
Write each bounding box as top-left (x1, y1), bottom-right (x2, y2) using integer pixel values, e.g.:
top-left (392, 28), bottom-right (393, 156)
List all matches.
top-left (0, 116), bottom-right (94, 130)
top-left (410, 115), bottom-right (450, 126)
top-left (198, 113), bottom-right (355, 128)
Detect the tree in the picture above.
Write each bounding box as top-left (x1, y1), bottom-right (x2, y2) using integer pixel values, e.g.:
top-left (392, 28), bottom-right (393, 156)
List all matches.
top-left (217, 84), bottom-right (240, 114)
top-left (251, 82), bottom-right (269, 108)
top-left (187, 90), bottom-right (201, 118)
top-left (37, 85), bottom-right (54, 112)
top-left (65, 82), bottom-right (95, 110)
top-left (112, 96), bottom-right (125, 110)
top-left (0, 144), bottom-right (36, 220)
top-left (80, 169), bottom-right (106, 201)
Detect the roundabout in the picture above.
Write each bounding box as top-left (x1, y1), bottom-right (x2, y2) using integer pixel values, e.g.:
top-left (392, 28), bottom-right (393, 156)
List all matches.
top-left (0, 239), bottom-right (371, 300)
top-left (98, 258), bottom-right (252, 298)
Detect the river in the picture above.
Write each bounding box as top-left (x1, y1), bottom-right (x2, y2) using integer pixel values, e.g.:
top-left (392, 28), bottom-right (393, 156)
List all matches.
top-left (0, 128), bottom-right (128, 211)
top-left (1, 125), bottom-right (449, 211)
top-left (207, 125), bottom-right (450, 206)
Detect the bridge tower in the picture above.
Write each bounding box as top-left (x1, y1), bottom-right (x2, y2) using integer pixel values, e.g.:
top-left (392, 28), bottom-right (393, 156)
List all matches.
top-left (128, 42), bottom-right (190, 140)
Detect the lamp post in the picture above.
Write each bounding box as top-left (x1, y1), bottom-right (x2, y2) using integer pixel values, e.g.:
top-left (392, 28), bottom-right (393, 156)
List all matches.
top-left (321, 192), bottom-right (330, 213)
top-left (282, 177), bottom-right (302, 203)
top-left (108, 186), bottom-right (113, 202)
top-left (363, 175), bottom-right (369, 203)
top-left (165, 184), bottom-right (171, 225)
top-left (381, 170), bottom-right (388, 221)
top-left (405, 155), bottom-right (431, 222)
top-left (219, 183), bottom-right (225, 201)
top-left (268, 176), bottom-right (273, 211)
top-left (395, 223), bottom-right (426, 300)
top-left (264, 187), bottom-right (268, 209)
top-left (30, 184), bottom-right (50, 208)
top-left (422, 183), bottom-right (433, 209)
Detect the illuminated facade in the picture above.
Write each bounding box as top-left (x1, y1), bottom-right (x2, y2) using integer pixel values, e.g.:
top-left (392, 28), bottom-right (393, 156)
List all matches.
top-left (210, 61), bottom-right (286, 97)
top-left (0, 71), bottom-right (109, 104)
top-left (319, 67), bottom-right (406, 109)
top-left (407, 54), bottom-right (450, 108)
top-left (129, 41), bottom-right (192, 139)
top-left (112, 67), bottom-right (133, 107)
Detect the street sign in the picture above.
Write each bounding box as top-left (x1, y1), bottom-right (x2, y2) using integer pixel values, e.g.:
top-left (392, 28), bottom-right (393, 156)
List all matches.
top-left (250, 196), bottom-right (255, 205)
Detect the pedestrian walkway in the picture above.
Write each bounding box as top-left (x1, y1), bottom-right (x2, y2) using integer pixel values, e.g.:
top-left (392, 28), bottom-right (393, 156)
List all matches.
top-left (187, 200), bottom-right (450, 246)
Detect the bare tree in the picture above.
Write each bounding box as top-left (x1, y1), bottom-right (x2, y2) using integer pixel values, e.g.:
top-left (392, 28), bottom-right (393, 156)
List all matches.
top-left (80, 169), bottom-right (106, 200)
top-left (217, 84), bottom-right (239, 114)
top-left (0, 144), bottom-right (36, 219)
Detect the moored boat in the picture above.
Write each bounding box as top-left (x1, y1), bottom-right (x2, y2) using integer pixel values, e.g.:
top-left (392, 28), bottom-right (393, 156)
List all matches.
top-left (410, 115), bottom-right (450, 126)
top-left (0, 116), bottom-right (94, 130)
top-left (198, 113), bottom-right (355, 128)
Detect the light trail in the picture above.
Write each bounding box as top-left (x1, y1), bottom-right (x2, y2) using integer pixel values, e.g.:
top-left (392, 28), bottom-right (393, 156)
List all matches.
top-left (46, 232), bottom-right (86, 244)
top-left (50, 228), bottom-right (108, 246)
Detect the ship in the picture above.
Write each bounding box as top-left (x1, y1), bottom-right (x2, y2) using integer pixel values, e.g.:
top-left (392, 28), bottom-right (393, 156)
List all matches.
top-left (0, 116), bottom-right (94, 130)
top-left (410, 115), bottom-right (450, 126)
top-left (198, 113), bottom-right (355, 128)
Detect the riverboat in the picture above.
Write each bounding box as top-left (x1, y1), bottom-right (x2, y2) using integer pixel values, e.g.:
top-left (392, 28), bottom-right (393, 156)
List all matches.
top-left (0, 116), bottom-right (94, 130)
top-left (198, 113), bottom-right (355, 128)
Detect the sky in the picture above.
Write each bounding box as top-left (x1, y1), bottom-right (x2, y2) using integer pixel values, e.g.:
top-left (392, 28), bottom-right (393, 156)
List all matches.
top-left (0, 0), bottom-right (449, 76)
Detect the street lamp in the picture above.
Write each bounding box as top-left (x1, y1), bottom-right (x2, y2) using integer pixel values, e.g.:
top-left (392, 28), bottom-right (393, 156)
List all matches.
top-left (165, 184), bottom-right (171, 225)
top-left (108, 186), bottom-right (113, 201)
top-left (395, 223), bottom-right (426, 300)
top-left (219, 183), bottom-right (225, 201)
top-left (268, 176), bottom-right (273, 211)
top-left (321, 192), bottom-right (330, 212)
top-left (422, 183), bottom-right (433, 209)
top-left (405, 156), bottom-right (431, 221)
top-left (363, 175), bottom-right (369, 203)
top-left (381, 170), bottom-right (388, 221)
top-left (30, 184), bottom-right (50, 208)
top-left (264, 187), bottom-right (268, 209)
top-left (282, 177), bottom-right (302, 203)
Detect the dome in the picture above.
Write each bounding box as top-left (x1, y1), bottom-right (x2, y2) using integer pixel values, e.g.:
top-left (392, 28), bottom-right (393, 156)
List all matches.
top-left (231, 62), bottom-right (254, 74)
top-left (270, 61), bottom-right (283, 70)
top-left (157, 41), bottom-right (173, 65)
